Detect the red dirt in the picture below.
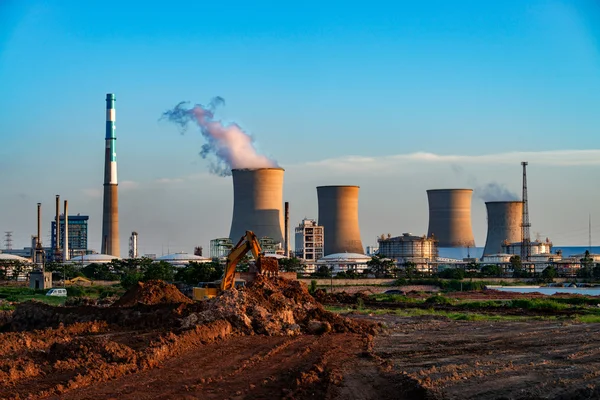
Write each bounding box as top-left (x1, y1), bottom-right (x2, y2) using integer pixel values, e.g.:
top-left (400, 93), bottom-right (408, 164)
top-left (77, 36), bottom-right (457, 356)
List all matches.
top-left (112, 280), bottom-right (193, 307)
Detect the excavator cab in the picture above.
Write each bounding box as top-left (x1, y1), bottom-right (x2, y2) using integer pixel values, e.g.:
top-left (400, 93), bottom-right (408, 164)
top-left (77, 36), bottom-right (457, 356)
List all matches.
top-left (192, 231), bottom-right (278, 300)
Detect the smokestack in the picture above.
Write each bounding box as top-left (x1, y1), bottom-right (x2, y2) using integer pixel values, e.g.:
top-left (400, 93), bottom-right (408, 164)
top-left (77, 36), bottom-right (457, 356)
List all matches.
top-left (63, 200), bottom-right (69, 262)
top-left (426, 189), bottom-right (475, 248)
top-left (284, 201), bottom-right (290, 257)
top-left (229, 168), bottom-right (284, 243)
top-left (129, 232), bottom-right (138, 258)
top-left (483, 201), bottom-right (523, 256)
top-left (36, 203), bottom-right (41, 249)
top-left (317, 185), bottom-right (364, 255)
top-left (55, 195), bottom-right (60, 254)
top-left (101, 93), bottom-right (120, 256)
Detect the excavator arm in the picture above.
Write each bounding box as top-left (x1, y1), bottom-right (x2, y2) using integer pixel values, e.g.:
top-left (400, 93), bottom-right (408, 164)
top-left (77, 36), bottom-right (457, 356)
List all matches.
top-left (220, 231), bottom-right (263, 291)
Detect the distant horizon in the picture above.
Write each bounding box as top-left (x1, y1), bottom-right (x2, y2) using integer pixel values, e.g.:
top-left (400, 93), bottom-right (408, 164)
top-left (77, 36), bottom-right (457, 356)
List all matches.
top-left (2, 1), bottom-right (599, 255)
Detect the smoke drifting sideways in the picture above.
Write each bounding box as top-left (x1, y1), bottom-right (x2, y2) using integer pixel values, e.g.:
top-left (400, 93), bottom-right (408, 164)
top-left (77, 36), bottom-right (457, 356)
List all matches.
top-left (476, 183), bottom-right (520, 202)
top-left (162, 97), bottom-right (278, 176)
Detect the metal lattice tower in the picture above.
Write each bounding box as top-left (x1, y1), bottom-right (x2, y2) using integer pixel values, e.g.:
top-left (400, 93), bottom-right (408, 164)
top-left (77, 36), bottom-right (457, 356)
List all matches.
top-left (520, 162), bottom-right (531, 262)
top-left (4, 231), bottom-right (13, 250)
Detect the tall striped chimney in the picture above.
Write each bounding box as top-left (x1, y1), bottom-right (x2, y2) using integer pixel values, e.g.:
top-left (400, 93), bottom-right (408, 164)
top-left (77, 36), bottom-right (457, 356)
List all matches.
top-left (101, 93), bottom-right (120, 256)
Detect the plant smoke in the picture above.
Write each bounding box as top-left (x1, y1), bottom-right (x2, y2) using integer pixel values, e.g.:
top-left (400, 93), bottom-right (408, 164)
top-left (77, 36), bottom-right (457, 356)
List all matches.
top-left (162, 97), bottom-right (278, 176)
top-left (476, 182), bottom-right (520, 202)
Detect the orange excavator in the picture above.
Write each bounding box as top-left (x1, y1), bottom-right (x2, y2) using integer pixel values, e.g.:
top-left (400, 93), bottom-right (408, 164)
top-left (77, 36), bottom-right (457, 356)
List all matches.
top-left (193, 231), bottom-right (279, 300)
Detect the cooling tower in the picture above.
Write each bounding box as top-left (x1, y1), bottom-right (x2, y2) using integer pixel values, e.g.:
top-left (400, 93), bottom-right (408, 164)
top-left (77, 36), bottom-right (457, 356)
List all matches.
top-left (426, 189), bottom-right (475, 248)
top-left (317, 185), bottom-right (364, 255)
top-left (483, 201), bottom-right (523, 256)
top-left (229, 168), bottom-right (284, 244)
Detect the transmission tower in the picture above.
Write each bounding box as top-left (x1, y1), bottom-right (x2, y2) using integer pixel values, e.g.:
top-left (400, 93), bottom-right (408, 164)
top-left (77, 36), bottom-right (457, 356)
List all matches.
top-left (520, 162), bottom-right (531, 262)
top-left (4, 231), bottom-right (13, 250)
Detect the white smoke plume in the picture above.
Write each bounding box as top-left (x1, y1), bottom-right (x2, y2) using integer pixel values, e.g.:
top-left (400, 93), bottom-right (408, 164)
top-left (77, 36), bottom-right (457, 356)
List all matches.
top-left (476, 182), bottom-right (520, 202)
top-left (162, 97), bottom-right (278, 176)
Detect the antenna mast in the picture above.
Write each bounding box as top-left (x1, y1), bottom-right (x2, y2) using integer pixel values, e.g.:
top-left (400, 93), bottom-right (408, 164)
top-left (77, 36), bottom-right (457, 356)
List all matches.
top-left (589, 214), bottom-right (592, 252)
top-left (520, 162), bottom-right (531, 262)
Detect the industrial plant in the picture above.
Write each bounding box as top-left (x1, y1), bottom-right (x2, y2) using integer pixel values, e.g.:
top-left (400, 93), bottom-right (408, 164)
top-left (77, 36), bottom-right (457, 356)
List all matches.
top-left (1, 93), bottom-right (595, 280)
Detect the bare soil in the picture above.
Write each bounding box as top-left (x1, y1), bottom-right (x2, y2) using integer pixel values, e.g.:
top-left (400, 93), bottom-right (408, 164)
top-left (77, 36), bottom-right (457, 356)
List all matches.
top-left (3, 282), bottom-right (600, 399)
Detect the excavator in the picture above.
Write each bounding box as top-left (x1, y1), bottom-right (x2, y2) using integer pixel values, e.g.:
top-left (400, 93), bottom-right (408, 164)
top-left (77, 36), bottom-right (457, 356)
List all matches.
top-left (193, 230), bottom-right (279, 300)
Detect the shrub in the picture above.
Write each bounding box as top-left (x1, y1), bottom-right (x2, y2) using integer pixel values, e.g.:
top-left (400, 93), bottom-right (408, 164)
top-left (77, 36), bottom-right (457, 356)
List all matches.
top-left (66, 286), bottom-right (85, 297)
top-left (425, 295), bottom-right (453, 305)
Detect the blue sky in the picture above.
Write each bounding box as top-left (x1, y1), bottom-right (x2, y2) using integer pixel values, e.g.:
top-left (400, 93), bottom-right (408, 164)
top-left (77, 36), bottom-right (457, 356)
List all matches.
top-left (1, 0), bottom-right (599, 254)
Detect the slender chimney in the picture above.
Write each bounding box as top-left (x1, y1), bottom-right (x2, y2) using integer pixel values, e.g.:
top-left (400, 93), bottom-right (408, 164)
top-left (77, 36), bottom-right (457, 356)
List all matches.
top-left (284, 201), bottom-right (290, 257)
top-left (101, 93), bottom-right (120, 256)
top-left (55, 195), bottom-right (60, 255)
top-left (63, 200), bottom-right (69, 262)
top-left (36, 203), bottom-right (41, 249)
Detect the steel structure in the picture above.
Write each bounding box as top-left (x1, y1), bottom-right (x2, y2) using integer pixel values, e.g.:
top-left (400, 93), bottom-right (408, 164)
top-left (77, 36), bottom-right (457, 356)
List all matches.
top-left (101, 93), bottom-right (120, 256)
top-left (520, 162), bottom-right (531, 262)
top-left (129, 232), bottom-right (138, 259)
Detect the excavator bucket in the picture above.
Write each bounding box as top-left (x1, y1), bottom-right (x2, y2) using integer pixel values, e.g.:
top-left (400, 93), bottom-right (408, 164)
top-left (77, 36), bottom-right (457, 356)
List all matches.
top-left (256, 255), bottom-right (279, 276)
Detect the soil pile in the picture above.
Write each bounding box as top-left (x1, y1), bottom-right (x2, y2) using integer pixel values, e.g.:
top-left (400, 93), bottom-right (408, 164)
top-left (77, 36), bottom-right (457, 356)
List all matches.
top-left (112, 280), bottom-right (193, 307)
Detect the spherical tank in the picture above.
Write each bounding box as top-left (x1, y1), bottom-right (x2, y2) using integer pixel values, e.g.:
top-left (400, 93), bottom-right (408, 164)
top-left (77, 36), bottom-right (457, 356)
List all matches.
top-left (229, 168), bottom-right (284, 244)
top-left (426, 189), bottom-right (475, 248)
top-left (483, 201), bottom-right (523, 256)
top-left (317, 185), bottom-right (364, 255)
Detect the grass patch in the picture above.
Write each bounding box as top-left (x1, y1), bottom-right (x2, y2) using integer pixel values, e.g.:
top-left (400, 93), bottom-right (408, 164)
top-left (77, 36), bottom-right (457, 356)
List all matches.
top-left (424, 295), bottom-right (453, 305)
top-left (0, 285), bottom-right (124, 306)
top-left (370, 294), bottom-right (424, 303)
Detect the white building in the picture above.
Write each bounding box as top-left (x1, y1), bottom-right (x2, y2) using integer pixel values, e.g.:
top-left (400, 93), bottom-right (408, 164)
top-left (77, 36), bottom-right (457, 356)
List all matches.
top-left (156, 253), bottom-right (212, 267)
top-left (502, 239), bottom-right (553, 256)
top-left (316, 253), bottom-right (371, 275)
top-left (295, 219), bottom-right (324, 272)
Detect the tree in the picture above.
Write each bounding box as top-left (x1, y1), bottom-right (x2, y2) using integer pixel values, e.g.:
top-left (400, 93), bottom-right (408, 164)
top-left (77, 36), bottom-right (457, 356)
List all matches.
top-left (541, 265), bottom-right (557, 282)
top-left (480, 264), bottom-right (503, 277)
top-left (367, 255), bottom-right (395, 278)
top-left (438, 268), bottom-right (465, 280)
top-left (403, 261), bottom-right (417, 279)
top-left (143, 261), bottom-right (175, 282)
top-left (175, 261), bottom-right (223, 284)
top-left (278, 257), bottom-right (302, 273)
top-left (579, 251), bottom-right (594, 278)
top-left (312, 265), bottom-right (331, 278)
top-left (82, 263), bottom-right (119, 281)
top-left (510, 256), bottom-right (528, 278)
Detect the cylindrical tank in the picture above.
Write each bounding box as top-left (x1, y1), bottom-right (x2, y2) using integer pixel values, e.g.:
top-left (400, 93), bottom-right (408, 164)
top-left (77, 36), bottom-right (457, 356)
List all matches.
top-left (317, 185), bottom-right (364, 255)
top-left (229, 168), bottom-right (284, 244)
top-left (483, 201), bottom-right (523, 256)
top-left (426, 189), bottom-right (475, 248)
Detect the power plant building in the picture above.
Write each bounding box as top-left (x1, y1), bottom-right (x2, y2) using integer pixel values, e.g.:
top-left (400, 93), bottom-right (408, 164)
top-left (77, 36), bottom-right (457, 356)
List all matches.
top-left (317, 185), bottom-right (364, 255)
top-left (482, 201), bottom-right (523, 256)
top-left (51, 215), bottom-right (89, 258)
top-left (426, 189), bottom-right (475, 248)
top-left (377, 233), bottom-right (438, 266)
top-left (294, 218), bottom-right (324, 261)
top-left (229, 168), bottom-right (284, 245)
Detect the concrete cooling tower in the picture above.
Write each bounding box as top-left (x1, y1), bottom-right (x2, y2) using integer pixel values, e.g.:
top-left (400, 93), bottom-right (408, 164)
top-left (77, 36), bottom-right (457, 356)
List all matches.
top-left (317, 185), bottom-right (364, 255)
top-left (426, 189), bottom-right (475, 248)
top-left (229, 168), bottom-right (284, 244)
top-left (483, 201), bottom-right (523, 256)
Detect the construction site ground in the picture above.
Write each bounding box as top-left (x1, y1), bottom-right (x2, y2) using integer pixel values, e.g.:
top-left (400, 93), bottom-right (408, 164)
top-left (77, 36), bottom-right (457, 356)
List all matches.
top-left (3, 282), bottom-right (600, 399)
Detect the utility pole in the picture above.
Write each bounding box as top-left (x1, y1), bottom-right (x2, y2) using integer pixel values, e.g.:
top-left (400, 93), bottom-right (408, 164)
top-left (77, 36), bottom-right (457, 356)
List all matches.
top-left (520, 162), bottom-right (531, 264)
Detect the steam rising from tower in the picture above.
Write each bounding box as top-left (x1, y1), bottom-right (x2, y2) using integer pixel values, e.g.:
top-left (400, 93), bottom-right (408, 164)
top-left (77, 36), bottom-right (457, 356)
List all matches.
top-left (101, 93), bottom-right (120, 256)
top-left (162, 97), bottom-right (278, 176)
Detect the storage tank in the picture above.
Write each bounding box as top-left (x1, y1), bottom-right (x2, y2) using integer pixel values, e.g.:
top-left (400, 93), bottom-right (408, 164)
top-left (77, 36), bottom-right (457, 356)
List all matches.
top-left (483, 201), bottom-right (523, 256)
top-left (317, 185), bottom-right (364, 255)
top-left (229, 168), bottom-right (284, 244)
top-left (426, 189), bottom-right (475, 248)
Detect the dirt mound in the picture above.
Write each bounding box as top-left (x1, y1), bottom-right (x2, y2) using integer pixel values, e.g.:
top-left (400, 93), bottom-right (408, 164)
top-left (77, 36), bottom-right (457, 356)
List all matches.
top-left (313, 289), bottom-right (369, 304)
top-left (112, 280), bottom-right (193, 307)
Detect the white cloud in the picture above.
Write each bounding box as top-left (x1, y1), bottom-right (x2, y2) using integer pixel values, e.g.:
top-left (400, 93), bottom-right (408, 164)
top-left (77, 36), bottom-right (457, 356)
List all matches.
top-left (82, 188), bottom-right (101, 198)
top-left (120, 180), bottom-right (140, 190)
top-left (297, 149), bottom-right (600, 172)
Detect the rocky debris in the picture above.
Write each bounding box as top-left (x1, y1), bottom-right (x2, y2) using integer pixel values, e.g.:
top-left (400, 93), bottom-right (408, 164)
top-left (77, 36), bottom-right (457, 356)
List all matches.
top-left (112, 280), bottom-right (193, 307)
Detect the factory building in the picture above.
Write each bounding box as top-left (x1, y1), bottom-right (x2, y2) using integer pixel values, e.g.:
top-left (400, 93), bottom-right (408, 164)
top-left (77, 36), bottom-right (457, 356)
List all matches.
top-left (51, 215), bottom-right (89, 258)
top-left (502, 239), bottom-right (553, 256)
top-left (210, 238), bottom-right (233, 259)
top-left (426, 189), bottom-right (475, 248)
top-left (229, 168), bottom-right (285, 245)
top-left (482, 201), bottom-right (522, 256)
top-left (317, 185), bottom-right (364, 255)
top-left (315, 253), bottom-right (371, 275)
top-left (377, 233), bottom-right (438, 270)
top-left (295, 219), bottom-right (324, 261)
top-left (155, 253), bottom-right (211, 267)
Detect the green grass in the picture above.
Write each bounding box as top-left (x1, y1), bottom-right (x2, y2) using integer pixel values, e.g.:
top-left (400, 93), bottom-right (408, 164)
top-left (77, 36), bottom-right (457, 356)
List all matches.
top-left (0, 284), bottom-right (124, 307)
